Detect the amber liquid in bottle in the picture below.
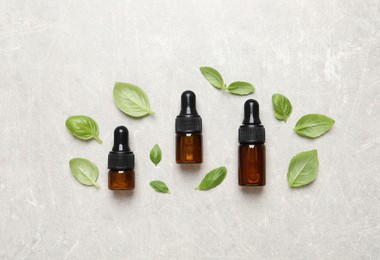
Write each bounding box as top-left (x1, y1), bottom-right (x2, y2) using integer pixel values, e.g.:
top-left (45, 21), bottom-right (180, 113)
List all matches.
top-left (239, 144), bottom-right (265, 186)
top-left (176, 133), bottom-right (202, 163)
top-left (108, 170), bottom-right (135, 190)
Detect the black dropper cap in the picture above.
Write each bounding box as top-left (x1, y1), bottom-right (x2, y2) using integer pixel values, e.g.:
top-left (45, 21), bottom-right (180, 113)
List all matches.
top-left (175, 90), bottom-right (202, 133)
top-left (239, 99), bottom-right (265, 144)
top-left (108, 126), bottom-right (135, 170)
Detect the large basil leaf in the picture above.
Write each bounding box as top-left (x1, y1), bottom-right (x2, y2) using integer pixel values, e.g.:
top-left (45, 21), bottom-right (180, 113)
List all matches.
top-left (69, 158), bottom-right (100, 188)
top-left (288, 150), bottom-right (319, 187)
top-left (196, 166), bottom-right (227, 190)
top-left (227, 81), bottom-right (255, 96)
top-left (65, 115), bottom-right (102, 144)
top-left (199, 67), bottom-right (225, 89)
top-left (294, 114), bottom-right (335, 138)
top-left (272, 93), bottom-right (292, 123)
top-left (113, 82), bottom-right (155, 117)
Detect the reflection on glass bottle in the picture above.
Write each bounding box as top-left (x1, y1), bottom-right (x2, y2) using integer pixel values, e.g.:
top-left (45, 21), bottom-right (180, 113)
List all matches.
top-left (184, 134), bottom-right (194, 161)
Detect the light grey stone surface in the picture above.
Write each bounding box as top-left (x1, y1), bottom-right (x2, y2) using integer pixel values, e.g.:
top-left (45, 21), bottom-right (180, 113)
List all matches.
top-left (1, 0), bottom-right (379, 259)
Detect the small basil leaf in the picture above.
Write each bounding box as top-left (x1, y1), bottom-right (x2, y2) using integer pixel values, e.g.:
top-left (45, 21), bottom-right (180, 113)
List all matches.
top-left (65, 115), bottom-right (102, 144)
top-left (200, 66), bottom-right (225, 89)
top-left (113, 82), bottom-right (155, 118)
top-left (294, 114), bottom-right (335, 138)
top-left (196, 166), bottom-right (227, 191)
top-left (288, 150), bottom-right (319, 187)
top-left (227, 81), bottom-right (255, 95)
top-left (272, 93), bottom-right (293, 123)
top-left (149, 180), bottom-right (170, 194)
top-left (150, 144), bottom-right (162, 166)
top-left (69, 158), bottom-right (100, 188)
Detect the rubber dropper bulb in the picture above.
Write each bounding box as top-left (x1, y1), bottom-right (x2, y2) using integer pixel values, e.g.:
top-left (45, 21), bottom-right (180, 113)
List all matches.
top-left (242, 99), bottom-right (261, 125)
top-left (179, 90), bottom-right (198, 116)
top-left (112, 126), bottom-right (130, 152)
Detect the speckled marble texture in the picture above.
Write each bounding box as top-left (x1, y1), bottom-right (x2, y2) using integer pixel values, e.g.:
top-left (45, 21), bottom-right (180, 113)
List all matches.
top-left (1, 0), bottom-right (379, 259)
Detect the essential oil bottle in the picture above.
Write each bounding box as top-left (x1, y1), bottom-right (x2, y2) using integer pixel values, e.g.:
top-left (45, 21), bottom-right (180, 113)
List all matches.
top-left (175, 90), bottom-right (202, 164)
top-left (238, 99), bottom-right (266, 186)
top-left (108, 126), bottom-right (135, 190)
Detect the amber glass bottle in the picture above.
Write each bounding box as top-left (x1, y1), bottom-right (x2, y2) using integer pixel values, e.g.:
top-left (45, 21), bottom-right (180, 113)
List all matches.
top-left (108, 126), bottom-right (135, 190)
top-left (238, 99), bottom-right (266, 186)
top-left (175, 90), bottom-right (202, 164)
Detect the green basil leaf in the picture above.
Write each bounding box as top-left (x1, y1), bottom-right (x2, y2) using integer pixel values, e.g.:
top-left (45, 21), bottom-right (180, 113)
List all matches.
top-left (272, 93), bottom-right (293, 123)
top-left (113, 82), bottom-right (155, 117)
top-left (200, 66), bottom-right (225, 89)
top-left (288, 150), bottom-right (319, 187)
top-left (65, 115), bottom-right (102, 144)
top-left (294, 114), bottom-right (335, 138)
top-left (150, 144), bottom-right (162, 166)
top-left (69, 158), bottom-right (100, 188)
top-left (149, 180), bottom-right (170, 194)
top-left (227, 81), bottom-right (255, 95)
top-left (195, 166), bottom-right (227, 190)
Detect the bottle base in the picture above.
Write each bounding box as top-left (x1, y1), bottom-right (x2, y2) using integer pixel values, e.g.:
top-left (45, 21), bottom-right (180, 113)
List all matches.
top-left (108, 186), bottom-right (135, 190)
top-left (239, 183), bottom-right (265, 186)
top-left (176, 161), bottom-right (202, 164)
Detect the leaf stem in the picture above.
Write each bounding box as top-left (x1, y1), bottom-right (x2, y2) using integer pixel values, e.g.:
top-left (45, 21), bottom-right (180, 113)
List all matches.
top-left (93, 182), bottom-right (100, 189)
top-left (94, 135), bottom-right (103, 144)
